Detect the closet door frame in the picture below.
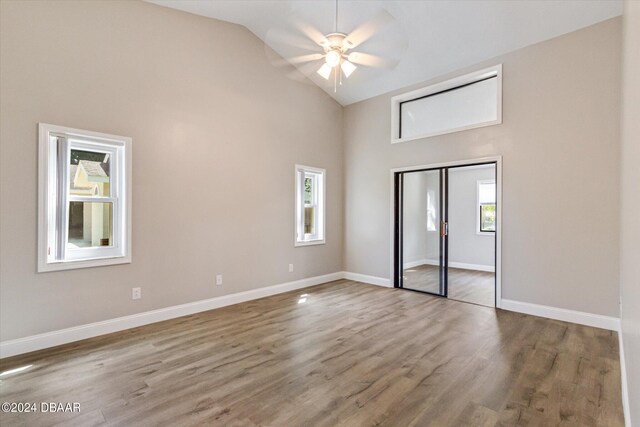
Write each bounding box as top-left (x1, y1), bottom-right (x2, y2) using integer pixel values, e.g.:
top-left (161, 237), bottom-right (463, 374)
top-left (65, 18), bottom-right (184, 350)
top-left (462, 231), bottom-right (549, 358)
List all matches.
top-left (390, 156), bottom-right (502, 308)
top-left (394, 167), bottom-right (448, 297)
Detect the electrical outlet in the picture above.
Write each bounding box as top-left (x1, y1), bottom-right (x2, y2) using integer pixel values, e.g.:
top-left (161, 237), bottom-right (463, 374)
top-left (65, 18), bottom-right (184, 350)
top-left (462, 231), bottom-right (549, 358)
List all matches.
top-left (289, 264), bottom-right (294, 273)
top-left (216, 274), bottom-right (223, 286)
top-left (132, 287), bottom-right (141, 300)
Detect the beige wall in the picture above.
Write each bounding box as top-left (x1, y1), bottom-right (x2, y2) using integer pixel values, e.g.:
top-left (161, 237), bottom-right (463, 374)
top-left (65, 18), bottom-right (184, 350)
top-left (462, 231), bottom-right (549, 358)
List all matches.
top-left (401, 171), bottom-right (429, 265)
top-left (620, 1), bottom-right (640, 424)
top-left (344, 18), bottom-right (622, 316)
top-left (0, 0), bottom-right (343, 341)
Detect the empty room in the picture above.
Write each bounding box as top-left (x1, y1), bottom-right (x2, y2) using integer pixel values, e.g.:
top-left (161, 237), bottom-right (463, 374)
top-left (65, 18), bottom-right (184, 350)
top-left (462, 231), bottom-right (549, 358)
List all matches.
top-left (0, 0), bottom-right (638, 426)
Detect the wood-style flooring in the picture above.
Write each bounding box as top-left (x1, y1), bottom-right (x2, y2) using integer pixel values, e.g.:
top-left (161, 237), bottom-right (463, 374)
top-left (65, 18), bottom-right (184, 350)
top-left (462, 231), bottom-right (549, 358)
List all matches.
top-left (0, 280), bottom-right (624, 426)
top-left (403, 264), bottom-right (495, 307)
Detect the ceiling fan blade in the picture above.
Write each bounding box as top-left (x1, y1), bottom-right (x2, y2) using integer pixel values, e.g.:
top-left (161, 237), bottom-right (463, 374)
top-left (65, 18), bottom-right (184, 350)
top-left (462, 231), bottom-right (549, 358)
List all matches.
top-left (343, 9), bottom-right (395, 49)
top-left (288, 53), bottom-right (324, 65)
top-left (347, 52), bottom-right (399, 70)
top-left (269, 53), bottom-right (325, 68)
top-left (263, 17), bottom-right (327, 74)
top-left (265, 27), bottom-right (321, 53)
top-left (286, 60), bottom-right (326, 84)
top-left (291, 19), bottom-right (329, 47)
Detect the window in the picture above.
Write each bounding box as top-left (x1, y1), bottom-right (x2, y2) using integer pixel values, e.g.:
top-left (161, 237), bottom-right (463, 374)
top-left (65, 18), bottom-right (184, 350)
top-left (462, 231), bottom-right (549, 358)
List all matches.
top-left (477, 180), bottom-right (496, 234)
top-left (38, 123), bottom-right (131, 271)
top-left (295, 165), bottom-right (325, 246)
top-left (391, 65), bottom-right (502, 143)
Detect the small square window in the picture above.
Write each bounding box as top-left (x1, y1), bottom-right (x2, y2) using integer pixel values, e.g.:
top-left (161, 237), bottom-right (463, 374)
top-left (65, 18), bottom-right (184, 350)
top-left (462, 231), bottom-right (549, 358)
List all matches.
top-left (38, 123), bottom-right (132, 272)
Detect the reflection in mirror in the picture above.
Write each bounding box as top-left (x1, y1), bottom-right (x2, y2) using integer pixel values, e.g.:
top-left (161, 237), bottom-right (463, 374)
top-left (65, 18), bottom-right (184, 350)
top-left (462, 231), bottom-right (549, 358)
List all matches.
top-left (402, 170), bottom-right (442, 295)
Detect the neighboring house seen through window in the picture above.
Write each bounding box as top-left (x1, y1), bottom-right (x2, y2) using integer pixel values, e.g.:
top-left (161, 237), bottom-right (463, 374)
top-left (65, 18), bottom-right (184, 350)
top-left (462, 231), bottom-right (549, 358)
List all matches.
top-left (295, 165), bottom-right (325, 246)
top-left (38, 123), bottom-right (131, 272)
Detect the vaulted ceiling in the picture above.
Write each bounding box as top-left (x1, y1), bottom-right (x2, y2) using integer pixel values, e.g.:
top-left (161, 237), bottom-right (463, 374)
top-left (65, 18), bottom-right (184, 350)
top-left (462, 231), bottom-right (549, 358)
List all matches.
top-left (148, 0), bottom-right (623, 106)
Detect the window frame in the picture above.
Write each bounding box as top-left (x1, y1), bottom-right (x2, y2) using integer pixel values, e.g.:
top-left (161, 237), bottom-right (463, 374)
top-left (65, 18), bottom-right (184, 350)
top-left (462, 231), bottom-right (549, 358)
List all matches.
top-left (390, 64), bottom-right (502, 144)
top-left (477, 179), bottom-right (496, 235)
top-left (38, 123), bottom-right (132, 272)
top-left (294, 164), bottom-right (326, 247)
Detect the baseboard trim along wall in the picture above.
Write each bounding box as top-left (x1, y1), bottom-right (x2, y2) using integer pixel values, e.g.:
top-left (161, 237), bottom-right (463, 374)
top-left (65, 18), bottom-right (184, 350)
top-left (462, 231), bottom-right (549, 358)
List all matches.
top-left (618, 327), bottom-right (631, 427)
top-left (348, 273), bottom-right (620, 331)
top-left (500, 299), bottom-right (621, 331)
top-left (448, 261), bottom-right (495, 273)
top-left (404, 258), bottom-right (495, 273)
top-left (341, 271), bottom-right (393, 287)
top-left (403, 259), bottom-right (429, 269)
top-left (1, 272), bottom-right (621, 358)
top-left (0, 272), bottom-right (343, 359)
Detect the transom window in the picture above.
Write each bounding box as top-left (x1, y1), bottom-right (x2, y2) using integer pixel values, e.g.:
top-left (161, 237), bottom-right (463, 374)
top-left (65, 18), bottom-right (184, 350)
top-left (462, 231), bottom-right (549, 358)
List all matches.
top-left (295, 165), bottom-right (325, 246)
top-left (38, 123), bottom-right (131, 271)
top-left (391, 65), bottom-right (502, 144)
top-left (477, 180), bottom-right (496, 234)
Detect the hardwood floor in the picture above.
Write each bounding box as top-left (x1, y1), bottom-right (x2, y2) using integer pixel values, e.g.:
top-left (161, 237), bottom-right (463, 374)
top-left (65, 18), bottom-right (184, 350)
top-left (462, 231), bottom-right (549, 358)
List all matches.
top-left (0, 280), bottom-right (623, 426)
top-left (403, 264), bottom-right (495, 307)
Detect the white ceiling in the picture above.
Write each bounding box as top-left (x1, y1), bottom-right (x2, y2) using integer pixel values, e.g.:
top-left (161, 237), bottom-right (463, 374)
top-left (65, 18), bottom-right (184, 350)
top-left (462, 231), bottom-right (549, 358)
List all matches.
top-left (148, 0), bottom-right (623, 106)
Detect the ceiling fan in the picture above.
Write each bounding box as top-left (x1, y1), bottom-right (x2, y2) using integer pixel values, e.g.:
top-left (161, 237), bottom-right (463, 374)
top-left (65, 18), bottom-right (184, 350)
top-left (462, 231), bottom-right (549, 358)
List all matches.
top-left (266, 0), bottom-right (402, 92)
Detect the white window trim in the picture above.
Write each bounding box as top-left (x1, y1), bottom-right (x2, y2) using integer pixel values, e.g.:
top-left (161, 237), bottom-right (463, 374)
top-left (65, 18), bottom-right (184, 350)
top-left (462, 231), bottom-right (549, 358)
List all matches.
top-left (477, 179), bottom-right (496, 236)
top-left (38, 123), bottom-right (132, 272)
top-left (294, 164), bottom-right (326, 247)
top-left (390, 64), bottom-right (502, 144)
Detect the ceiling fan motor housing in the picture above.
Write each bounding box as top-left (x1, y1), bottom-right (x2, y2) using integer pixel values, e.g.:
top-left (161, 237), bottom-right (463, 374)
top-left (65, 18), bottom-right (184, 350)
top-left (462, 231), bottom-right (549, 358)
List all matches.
top-left (322, 32), bottom-right (353, 56)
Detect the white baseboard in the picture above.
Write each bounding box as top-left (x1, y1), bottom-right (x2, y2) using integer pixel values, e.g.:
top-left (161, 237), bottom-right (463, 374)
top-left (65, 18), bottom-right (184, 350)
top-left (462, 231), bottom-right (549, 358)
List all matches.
top-left (416, 258), bottom-right (495, 273)
top-left (619, 327), bottom-right (631, 427)
top-left (448, 261), bottom-right (495, 273)
top-left (0, 272), bottom-right (343, 359)
top-left (403, 259), bottom-right (428, 269)
top-left (341, 271), bottom-right (393, 288)
top-left (500, 299), bottom-right (620, 331)
top-left (1, 270), bottom-right (624, 371)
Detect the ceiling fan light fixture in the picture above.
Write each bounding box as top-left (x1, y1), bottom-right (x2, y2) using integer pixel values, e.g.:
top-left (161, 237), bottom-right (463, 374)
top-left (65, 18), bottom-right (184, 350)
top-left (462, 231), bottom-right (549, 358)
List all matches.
top-left (341, 59), bottom-right (356, 78)
top-left (271, 0), bottom-right (396, 90)
top-left (325, 50), bottom-right (341, 67)
top-left (317, 63), bottom-right (332, 79)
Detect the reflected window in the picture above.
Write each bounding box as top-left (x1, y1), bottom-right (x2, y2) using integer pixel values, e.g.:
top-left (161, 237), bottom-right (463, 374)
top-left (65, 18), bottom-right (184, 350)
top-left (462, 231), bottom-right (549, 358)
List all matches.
top-left (478, 180), bottom-right (496, 233)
